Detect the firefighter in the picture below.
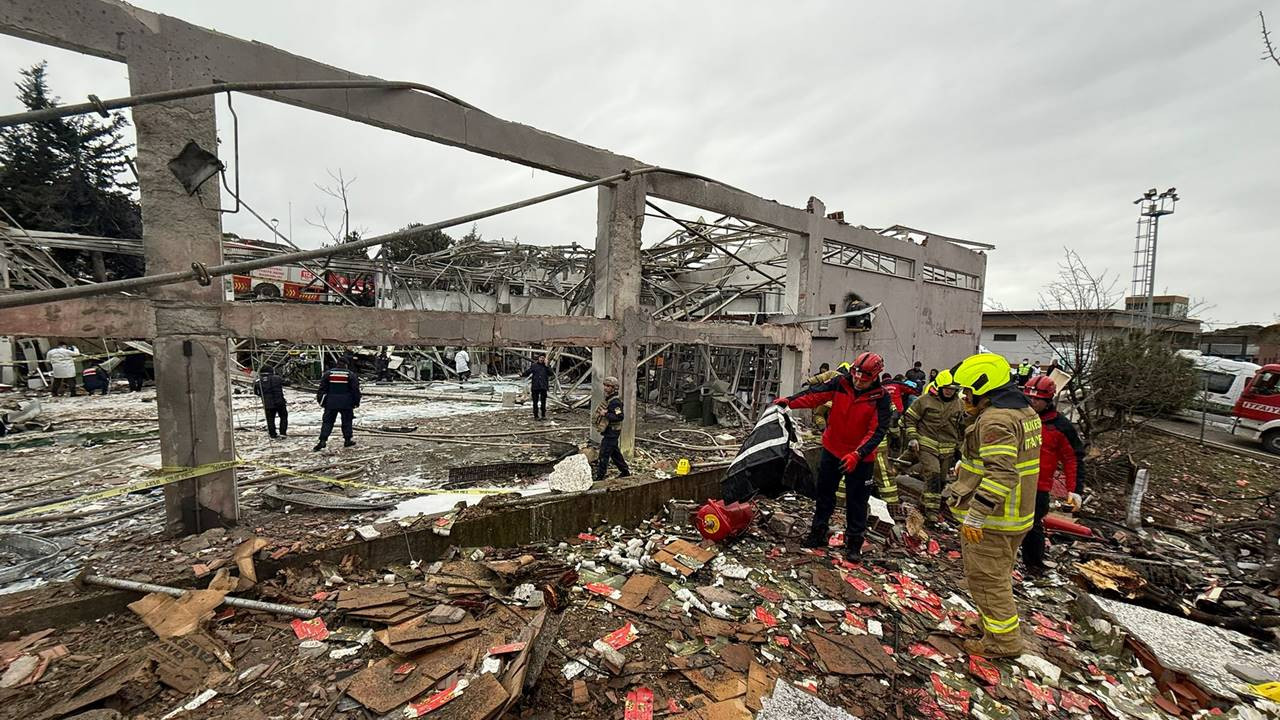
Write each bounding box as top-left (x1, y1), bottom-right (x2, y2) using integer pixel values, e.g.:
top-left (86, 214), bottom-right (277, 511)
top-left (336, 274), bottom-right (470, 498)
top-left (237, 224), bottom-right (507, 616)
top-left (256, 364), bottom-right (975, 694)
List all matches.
top-left (593, 376), bottom-right (631, 481)
top-left (902, 369), bottom-right (964, 514)
top-left (314, 357), bottom-right (361, 451)
top-left (1016, 359), bottom-right (1033, 386)
top-left (774, 351), bottom-right (892, 559)
top-left (1020, 375), bottom-right (1085, 576)
top-left (802, 361), bottom-right (849, 430)
top-left (944, 352), bottom-right (1041, 658)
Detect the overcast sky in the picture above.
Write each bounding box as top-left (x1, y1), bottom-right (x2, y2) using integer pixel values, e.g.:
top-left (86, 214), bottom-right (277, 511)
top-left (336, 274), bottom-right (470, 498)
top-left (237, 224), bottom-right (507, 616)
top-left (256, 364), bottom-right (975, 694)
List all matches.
top-left (1, 1), bottom-right (1276, 327)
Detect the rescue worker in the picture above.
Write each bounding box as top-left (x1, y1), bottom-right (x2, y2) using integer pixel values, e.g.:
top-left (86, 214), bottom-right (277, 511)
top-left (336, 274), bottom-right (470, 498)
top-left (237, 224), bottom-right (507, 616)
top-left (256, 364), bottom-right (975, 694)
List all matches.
top-left (902, 369), bottom-right (964, 514)
top-left (46, 342), bottom-right (81, 397)
top-left (253, 365), bottom-right (289, 439)
top-left (521, 354), bottom-right (552, 420)
top-left (873, 377), bottom-right (921, 507)
top-left (593, 376), bottom-right (631, 481)
top-left (905, 361), bottom-right (927, 387)
top-left (945, 352), bottom-right (1041, 658)
top-left (81, 362), bottom-right (111, 395)
top-left (802, 361), bottom-right (849, 431)
top-left (314, 357), bottom-right (361, 451)
top-left (1016, 359), bottom-right (1033, 386)
top-left (775, 351), bottom-right (892, 559)
top-left (1020, 375), bottom-right (1085, 576)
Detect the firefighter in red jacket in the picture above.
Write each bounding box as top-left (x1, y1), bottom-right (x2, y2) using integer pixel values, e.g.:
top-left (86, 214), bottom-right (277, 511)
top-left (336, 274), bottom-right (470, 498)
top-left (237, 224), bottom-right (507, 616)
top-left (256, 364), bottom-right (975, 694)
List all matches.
top-left (775, 351), bottom-right (893, 559)
top-left (1020, 375), bottom-right (1086, 575)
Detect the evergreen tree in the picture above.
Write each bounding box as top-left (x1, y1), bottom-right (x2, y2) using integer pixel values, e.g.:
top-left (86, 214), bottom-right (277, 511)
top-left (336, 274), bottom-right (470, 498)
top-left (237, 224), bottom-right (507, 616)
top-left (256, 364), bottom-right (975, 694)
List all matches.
top-left (0, 62), bottom-right (143, 282)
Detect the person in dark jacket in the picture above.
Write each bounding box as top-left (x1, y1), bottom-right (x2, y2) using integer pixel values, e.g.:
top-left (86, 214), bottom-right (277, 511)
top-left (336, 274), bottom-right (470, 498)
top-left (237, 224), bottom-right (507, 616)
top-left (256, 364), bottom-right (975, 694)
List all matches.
top-left (314, 357), bottom-right (361, 451)
top-left (905, 361), bottom-right (927, 387)
top-left (776, 351), bottom-right (893, 559)
top-left (121, 351), bottom-right (148, 392)
top-left (253, 365), bottom-right (290, 438)
top-left (81, 362), bottom-right (111, 395)
top-left (1019, 375), bottom-right (1086, 576)
top-left (521, 354), bottom-right (552, 420)
top-left (593, 376), bottom-right (630, 481)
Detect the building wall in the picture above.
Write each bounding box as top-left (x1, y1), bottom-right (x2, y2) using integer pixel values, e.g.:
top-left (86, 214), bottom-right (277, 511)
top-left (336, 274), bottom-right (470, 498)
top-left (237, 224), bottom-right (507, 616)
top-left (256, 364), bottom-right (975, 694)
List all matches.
top-left (806, 227), bottom-right (986, 375)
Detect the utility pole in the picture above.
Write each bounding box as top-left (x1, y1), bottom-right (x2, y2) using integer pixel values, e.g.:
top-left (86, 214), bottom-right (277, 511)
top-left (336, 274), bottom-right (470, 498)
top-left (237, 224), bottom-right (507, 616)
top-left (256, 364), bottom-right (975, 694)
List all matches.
top-left (1130, 188), bottom-right (1179, 332)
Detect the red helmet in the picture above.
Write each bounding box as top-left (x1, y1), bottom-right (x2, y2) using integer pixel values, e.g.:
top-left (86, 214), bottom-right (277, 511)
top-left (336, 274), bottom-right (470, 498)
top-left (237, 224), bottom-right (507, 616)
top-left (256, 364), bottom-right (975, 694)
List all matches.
top-left (1023, 375), bottom-right (1057, 400)
top-left (850, 352), bottom-right (885, 381)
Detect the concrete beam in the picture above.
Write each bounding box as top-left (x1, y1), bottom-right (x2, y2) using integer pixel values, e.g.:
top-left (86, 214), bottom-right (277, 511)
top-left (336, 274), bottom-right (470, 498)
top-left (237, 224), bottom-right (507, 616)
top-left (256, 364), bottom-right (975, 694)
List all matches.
top-left (0, 1), bottom-right (811, 234)
top-left (0, 296), bottom-right (155, 337)
top-left (592, 179), bottom-right (646, 455)
top-left (219, 304), bottom-right (619, 347)
top-left (130, 38), bottom-right (239, 534)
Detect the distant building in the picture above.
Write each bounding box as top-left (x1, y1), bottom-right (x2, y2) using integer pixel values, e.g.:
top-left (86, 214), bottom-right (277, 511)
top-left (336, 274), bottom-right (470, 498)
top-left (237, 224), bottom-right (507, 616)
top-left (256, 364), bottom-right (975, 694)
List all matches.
top-left (1123, 294), bottom-right (1190, 319)
top-left (981, 308), bottom-right (1201, 369)
top-left (1201, 324), bottom-right (1280, 365)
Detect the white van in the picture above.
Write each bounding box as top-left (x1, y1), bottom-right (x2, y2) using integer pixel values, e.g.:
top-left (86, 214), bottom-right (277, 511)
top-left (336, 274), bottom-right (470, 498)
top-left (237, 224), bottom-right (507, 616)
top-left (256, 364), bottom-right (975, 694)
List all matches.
top-left (1176, 350), bottom-right (1261, 416)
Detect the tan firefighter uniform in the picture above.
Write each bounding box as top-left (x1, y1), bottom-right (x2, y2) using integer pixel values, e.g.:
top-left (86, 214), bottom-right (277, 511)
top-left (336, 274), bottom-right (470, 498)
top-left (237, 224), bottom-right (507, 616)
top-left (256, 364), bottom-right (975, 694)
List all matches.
top-left (871, 437), bottom-right (898, 505)
top-left (804, 368), bottom-right (842, 430)
top-left (946, 384), bottom-right (1041, 654)
top-left (902, 386), bottom-right (964, 511)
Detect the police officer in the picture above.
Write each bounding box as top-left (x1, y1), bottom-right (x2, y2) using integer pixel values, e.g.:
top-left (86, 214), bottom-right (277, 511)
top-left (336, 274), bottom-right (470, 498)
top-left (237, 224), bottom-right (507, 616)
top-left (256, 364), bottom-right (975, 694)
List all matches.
top-left (81, 362), bottom-right (110, 396)
top-left (521, 354), bottom-right (552, 420)
top-left (254, 365), bottom-right (289, 439)
top-left (314, 357), bottom-right (361, 451)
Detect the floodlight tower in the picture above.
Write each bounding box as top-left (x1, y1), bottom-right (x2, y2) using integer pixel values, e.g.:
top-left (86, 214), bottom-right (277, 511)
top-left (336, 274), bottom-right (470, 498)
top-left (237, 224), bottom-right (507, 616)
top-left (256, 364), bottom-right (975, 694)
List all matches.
top-left (1130, 187), bottom-right (1179, 332)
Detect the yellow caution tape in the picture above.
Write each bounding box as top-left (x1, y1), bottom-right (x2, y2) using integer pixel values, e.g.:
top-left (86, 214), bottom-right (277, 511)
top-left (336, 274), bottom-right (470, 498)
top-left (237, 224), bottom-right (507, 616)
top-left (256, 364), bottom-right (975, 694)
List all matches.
top-left (11, 460), bottom-right (243, 518)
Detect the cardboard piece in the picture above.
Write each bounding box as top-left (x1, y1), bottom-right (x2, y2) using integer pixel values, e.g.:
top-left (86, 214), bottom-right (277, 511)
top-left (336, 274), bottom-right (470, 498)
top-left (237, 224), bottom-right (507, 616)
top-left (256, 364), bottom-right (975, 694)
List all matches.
top-left (682, 667), bottom-right (747, 702)
top-left (231, 536), bottom-right (270, 591)
top-left (345, 647), bottom-right (468, 714)
top-left (128, 589), bottom-right (227, 639)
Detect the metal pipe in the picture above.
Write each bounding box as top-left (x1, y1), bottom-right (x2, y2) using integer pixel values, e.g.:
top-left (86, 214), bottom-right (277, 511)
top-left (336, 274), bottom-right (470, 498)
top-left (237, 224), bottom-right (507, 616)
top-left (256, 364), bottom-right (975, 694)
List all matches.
top-left (0, 168), bottom-right (655, 310)
top-left (0, 80), bottom-right (484, 129)
top-left (83, 573), bottom-right (318, 619)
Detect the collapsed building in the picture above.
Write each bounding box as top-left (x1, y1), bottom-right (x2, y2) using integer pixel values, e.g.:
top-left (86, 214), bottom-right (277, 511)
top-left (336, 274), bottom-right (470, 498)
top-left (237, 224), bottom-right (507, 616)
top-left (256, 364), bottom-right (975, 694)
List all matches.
top-left (6, 3), bottom-right (1280, 720)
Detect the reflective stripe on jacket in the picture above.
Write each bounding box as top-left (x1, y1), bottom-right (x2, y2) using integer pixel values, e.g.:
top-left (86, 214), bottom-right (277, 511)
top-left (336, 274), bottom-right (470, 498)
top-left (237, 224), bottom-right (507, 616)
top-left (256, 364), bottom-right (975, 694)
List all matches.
top-left (948, 384), bottom-right (1041, 533)
top-left (902, 390), bottom-right (963, 454)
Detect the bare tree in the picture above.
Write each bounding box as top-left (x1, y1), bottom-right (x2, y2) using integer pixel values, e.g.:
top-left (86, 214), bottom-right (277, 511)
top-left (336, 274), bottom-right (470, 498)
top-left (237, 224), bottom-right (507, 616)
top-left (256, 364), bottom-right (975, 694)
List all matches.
top-left (306, 168), bottom-right (366, 257)
top-left (987, 249), bottom-right (1121, 437)
top-left (1263, 11), bottom-right (1280, 68)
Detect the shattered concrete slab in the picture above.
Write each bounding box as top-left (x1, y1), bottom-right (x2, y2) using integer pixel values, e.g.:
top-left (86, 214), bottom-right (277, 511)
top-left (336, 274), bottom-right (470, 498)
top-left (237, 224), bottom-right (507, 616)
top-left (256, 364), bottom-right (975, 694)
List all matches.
top-left (1093, 594), bottom-right (1280, 699)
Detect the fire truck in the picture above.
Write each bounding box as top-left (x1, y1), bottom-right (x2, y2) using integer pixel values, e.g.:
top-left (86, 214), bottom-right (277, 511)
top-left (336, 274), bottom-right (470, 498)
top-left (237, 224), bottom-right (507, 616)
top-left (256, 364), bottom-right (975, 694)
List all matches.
top-left (1232, 364), bottom-right (1280, 454)
top-left (225, 246), bottom-right (376, 305)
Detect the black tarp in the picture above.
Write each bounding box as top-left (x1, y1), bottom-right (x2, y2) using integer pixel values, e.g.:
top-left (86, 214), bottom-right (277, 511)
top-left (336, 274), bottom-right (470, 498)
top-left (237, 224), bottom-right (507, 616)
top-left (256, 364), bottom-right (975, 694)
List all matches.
top-left (721, 405), bottom-right (815, 502)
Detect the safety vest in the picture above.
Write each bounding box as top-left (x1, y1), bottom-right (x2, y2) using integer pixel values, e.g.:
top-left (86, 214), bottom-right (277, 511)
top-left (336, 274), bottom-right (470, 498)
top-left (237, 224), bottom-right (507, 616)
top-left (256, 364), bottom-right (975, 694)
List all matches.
top-left (949, 404), bottom-right (1041, 533)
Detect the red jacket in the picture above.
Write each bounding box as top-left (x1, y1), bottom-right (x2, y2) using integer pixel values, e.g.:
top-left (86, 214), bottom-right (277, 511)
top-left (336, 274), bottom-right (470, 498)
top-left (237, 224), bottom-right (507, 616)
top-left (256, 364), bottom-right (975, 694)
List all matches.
top-left (882, 381), bottom-right (920, 414)
top-left (789, 373), bottom-right (892, 462)
top-left (1039, 409), bottom-right (1085, 493)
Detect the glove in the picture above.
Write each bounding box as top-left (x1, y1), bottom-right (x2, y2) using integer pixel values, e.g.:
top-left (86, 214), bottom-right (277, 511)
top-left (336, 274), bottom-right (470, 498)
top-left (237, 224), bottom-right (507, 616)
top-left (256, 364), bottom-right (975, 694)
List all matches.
top-left (961, 514), bottom-right (984, 544)
top-left (951, 460), bottom-right (962, 477)
top-left (773, 397), bottom-right (790, 408)
top-left (1067, 492), bottom-right (1083, 512)
top-left (841, 452), bottom-right (861, 473)
top-left (908, 439), bottom-right (920, 452)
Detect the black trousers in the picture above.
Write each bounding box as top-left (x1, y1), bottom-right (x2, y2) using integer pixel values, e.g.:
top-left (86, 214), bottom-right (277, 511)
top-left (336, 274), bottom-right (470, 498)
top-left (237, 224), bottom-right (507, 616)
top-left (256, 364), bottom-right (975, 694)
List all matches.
top-left (458, 370), bottom-right (471, 382)
top-left (318, 408), bottom-right (353, 445)
top-left (595, 434), bottom-right (630, 481)
top-left (812, 448), bottom-right (875, 541)
top-left (265, 406), bottom-right (289, 437)
top-left (51, 377), bottom-right (77, 396)
top-left (1020, 489), bottom-right (1053, 569)
top-left (531, 389), bottom-right (548, 418)
top-left (126, 375), bottom-right (144, 392)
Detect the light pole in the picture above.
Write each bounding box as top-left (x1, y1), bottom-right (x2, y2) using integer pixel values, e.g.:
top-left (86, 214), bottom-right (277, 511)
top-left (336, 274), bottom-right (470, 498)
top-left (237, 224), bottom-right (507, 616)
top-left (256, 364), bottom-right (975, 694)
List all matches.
top-left (1130, 187), bottom-right (1179, 332)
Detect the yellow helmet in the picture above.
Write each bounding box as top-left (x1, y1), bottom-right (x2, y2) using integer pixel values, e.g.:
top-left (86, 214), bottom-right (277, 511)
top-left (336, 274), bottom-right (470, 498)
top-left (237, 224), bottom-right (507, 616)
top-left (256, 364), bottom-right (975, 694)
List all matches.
top-left (950, 353), bottom-right (1012, 396)
top-left (935, 369), bottom-right (956, 387)
top-left (838, 361), bottom-right (851, 372)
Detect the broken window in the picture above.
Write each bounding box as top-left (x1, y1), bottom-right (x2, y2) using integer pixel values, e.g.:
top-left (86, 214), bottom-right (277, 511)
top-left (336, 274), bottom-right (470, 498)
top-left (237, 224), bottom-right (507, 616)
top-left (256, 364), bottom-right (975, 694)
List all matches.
top-left (821, 241), bottom-right (914, 279)
top-left (922, 264), bottom-right (981, 291)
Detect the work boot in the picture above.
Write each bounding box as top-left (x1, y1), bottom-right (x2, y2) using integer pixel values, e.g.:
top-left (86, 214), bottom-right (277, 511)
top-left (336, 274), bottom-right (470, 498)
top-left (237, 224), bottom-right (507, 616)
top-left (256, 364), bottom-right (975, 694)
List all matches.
top-left (963, 638), bottom-right (1024, 659)
top-left (801, 527), bottom-right (828, 549)
top-left (343, 440), bottom-right (356, 448)
top-left (845, 542), bottom-right (863, 562)
top-left (312, 442), bottom-right (325, 452)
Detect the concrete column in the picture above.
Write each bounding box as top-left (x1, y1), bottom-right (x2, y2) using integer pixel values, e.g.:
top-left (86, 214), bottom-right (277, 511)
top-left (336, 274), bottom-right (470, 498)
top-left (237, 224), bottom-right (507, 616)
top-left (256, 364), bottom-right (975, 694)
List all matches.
top-left (780, 198), bottom-right (824, 395)
top-left (0, 250), bottom-right (12, 387)
top-left (129, 45), bottom-right (238, 534)
top-left (591, 178), bottom-right (646, 455)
